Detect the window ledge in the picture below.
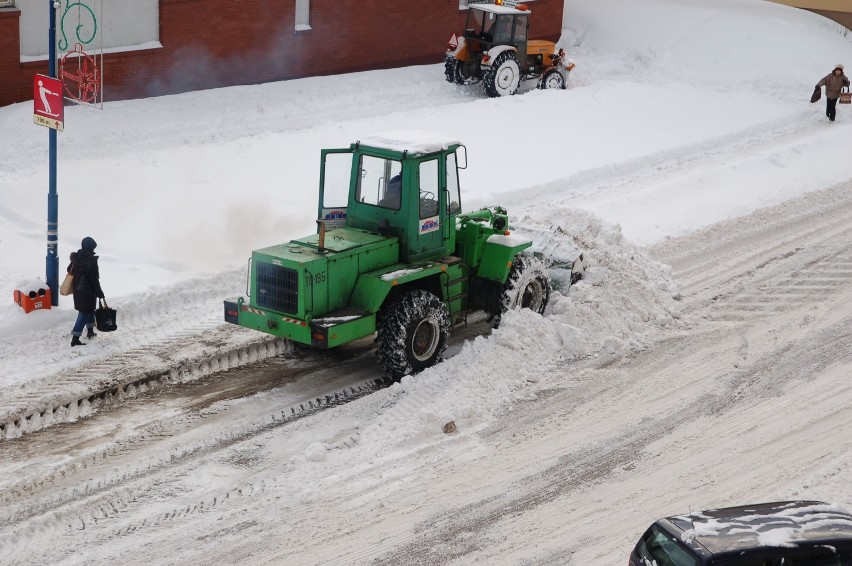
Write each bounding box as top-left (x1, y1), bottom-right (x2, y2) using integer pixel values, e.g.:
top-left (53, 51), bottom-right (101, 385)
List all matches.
top-left (21, 40), bottom-right (163, 63)
top-left (295, 24), bottom-right (312, 32)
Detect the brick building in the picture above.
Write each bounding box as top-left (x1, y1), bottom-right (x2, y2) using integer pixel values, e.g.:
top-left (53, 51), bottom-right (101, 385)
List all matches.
top-left (770, 0), bottom-right (852, 30)
top-left (0, 0), bottom-right (564, 107)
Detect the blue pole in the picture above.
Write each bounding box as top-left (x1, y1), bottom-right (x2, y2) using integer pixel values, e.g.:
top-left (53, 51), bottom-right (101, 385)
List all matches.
top-left (46, 0), bottom-right (59, 306)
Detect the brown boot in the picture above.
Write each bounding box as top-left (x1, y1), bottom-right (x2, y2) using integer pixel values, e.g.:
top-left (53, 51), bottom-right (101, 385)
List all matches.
top-left (71, 336), bottom-right (86, 347)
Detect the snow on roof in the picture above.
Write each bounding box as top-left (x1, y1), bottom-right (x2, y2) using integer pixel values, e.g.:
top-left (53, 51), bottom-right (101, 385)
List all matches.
top-left (470, 4), bottom-right (530, 15)
top-left (357, 131), bottom-right (462, 155)
top-left (675, 502), bottom-right (852, 553)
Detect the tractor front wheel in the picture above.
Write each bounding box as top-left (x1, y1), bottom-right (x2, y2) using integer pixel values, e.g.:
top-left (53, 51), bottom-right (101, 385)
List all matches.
top-left (484, 51), bottom-right (520, 97)
top-left (377, 290), bottom-right (451, 379)
top-left (539, 69), bottom-right (566, 90)
top-left (493, 254), bottom-right (551, 327)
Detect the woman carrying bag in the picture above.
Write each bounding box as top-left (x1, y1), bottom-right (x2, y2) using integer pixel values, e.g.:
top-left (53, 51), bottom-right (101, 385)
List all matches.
top-left (814, 64), bottom-right (851, 122)
top-left (68, 236), bottom-right (106, 347)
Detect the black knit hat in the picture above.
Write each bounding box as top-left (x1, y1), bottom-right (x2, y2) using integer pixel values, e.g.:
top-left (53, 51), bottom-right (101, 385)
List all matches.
top-left (81, 236), bottom-right (97, 251)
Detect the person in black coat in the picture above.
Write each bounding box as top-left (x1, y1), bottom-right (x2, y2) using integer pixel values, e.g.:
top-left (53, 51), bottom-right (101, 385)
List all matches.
top-left (68, 236), bottom-right (105, 347)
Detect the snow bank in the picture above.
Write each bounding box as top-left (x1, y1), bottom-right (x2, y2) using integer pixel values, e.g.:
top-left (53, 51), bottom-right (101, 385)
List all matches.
top-left (307, 209), bottom-right (681, 468)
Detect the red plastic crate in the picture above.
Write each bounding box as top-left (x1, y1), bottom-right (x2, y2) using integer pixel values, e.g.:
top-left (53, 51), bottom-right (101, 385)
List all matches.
top-left (14, 288), bottom-right (52, 313)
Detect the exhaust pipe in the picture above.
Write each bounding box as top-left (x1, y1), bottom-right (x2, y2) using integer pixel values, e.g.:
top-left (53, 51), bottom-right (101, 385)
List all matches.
top-left (316, 219), bottom-right (327, 254)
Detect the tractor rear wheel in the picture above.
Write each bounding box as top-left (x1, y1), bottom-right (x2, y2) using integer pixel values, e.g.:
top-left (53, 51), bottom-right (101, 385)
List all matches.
top-left (539, 69), bottom-right (566, 90)
top-left (493, 254), bottom-right (551, 326)
top-left (445, 58), bottom-right (460, 83)
top-left (484, 51), bottom-right (520, 97)
top-left (376, 290), bottom-right (451, 380)
top-left (446, 57), bottom-right (482, 85)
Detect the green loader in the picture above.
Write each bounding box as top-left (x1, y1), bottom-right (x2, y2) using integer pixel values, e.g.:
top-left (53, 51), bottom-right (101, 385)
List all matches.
top-left (224, 132), bottom-right (586, 379)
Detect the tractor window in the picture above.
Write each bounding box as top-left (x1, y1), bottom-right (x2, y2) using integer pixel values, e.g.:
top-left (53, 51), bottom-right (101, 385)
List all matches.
top-left (357, 155), bottom-right (402, 211)
top-left (492, 15), bottom-right (513, 43)
top-left (467, 9), bottom-right (486, 35)
top-left (418, 159), bottom-right (440, 219)
top-left (478, 12), bottom-right (499, 42)
top-left (322, 152), bottom-right (351, 209)
top-left (514, 15), bottom-right (527, 42)
top-left (446, 152), bottom-right (461, 214)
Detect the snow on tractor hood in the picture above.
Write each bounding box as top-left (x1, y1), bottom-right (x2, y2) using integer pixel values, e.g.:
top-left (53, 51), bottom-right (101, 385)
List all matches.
top-left (357, 131), bottom-right (461, 156)
top-left (486, 233), bottom-right (532, 247)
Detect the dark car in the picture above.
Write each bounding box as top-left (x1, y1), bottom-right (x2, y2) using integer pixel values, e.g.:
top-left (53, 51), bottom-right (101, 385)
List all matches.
top-left (629, 501), bottom-right (852, 565)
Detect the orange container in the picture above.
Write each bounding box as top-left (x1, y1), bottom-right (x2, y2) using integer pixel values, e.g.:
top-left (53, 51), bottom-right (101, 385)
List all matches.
top-left (14, 288), bottom-right (52, 313)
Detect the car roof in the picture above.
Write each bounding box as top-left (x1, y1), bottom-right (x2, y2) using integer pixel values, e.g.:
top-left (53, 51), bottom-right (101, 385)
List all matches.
top-left (469, 4), bottom-right (530, 16)
top-left (665, 501), bottom-right (852, 555)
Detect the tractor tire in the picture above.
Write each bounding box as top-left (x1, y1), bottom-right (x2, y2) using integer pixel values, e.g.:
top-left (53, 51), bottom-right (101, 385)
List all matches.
top-left (493, 254), bottom-right (551, 327)
top-left (445, 58), bottom-right (460, 83)
top-left (446, 57), bottom-right (482, 85)
top-left (539, 69), bottom-right (566, 90)
top-left (484, 51), bottom-right (521, 98)
top-left (376, 290), bottom-right (451, 380)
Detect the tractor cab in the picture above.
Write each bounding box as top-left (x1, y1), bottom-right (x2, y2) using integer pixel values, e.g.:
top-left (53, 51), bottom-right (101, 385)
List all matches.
top-left (317, 132), bottom-right (465, 262)
top-left (463, 3), bottom-right (529, 59)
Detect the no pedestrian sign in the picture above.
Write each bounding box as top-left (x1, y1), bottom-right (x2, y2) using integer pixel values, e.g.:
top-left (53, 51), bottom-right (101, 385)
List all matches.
top-left (33, 74), bottom-right (64, 131)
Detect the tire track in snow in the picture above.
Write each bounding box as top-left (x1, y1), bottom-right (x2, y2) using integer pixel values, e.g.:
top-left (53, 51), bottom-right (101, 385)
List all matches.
top-left (348, 187), bottom-right (852, 565)
top-left (368, 278), bottom-right (852, 566)
top-left (501, 110), bottom-right (823, 211)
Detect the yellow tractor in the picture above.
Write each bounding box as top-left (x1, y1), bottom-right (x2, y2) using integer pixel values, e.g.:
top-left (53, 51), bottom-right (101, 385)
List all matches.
top-left (444, 0), bottom-right (575, 97)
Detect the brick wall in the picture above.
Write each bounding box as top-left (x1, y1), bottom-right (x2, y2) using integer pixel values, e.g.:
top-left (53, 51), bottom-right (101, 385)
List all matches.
top-left (1, 0), bottom-right (564, 107)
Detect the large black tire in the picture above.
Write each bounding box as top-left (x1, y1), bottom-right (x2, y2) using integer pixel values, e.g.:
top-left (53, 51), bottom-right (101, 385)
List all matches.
top-left (539, 69), bottom-right (566, 90)
top-left (376, 290), bottom-right (451, 380)
top-left (484, 51), bottom-right (520, 98)
top-left (445, 57), bottom-right (482, 85)
top-left (493, 254), bottom-right (551, 327)
top-left (444, 58), bottom-right (460, 83)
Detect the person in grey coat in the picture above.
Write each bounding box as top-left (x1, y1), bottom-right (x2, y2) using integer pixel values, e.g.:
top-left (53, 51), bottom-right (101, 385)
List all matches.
top-left (816, 64), bottom-right (850, 122)
top-left (68, 236), bottom-right (106, 346)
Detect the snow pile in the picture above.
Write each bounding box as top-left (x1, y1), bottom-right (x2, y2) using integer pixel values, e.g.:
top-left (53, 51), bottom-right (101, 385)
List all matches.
top-left (309, 209), bottom-right (680, 465)
top-left (564, 0), bottom-right (848, 94)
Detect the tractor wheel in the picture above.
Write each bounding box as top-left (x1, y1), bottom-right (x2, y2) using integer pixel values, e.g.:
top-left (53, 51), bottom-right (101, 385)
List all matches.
top-left (376, 290), bottom-right (451, 380)
top-left (444, 58), bottom-right (460, 83)
top-left (493, 254), bottom-right (551, 327)
top-left (539, 69), bottom-right (566, 90)
top-left (484, 51), bottom-right (520, 98)
top-left (446, 58), bottom-right (481, 85)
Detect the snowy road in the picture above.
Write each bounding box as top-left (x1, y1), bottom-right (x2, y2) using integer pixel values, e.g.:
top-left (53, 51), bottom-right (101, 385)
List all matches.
top-left (3, 1), bottom-right (852, 562)
top-left (1, 182), bottom-right (849, 565)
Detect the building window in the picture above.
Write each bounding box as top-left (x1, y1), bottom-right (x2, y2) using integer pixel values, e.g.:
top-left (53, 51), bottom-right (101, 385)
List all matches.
top-left (19, 0), bottom-right (159, 61)
top-left (0, 0), bottom-right (15, 8)
top-left (295, 0), bottom-right (311, 31)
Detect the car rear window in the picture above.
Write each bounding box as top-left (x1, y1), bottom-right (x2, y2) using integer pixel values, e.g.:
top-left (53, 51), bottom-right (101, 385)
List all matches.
top-left (635, 525), bottom-right (700, 566)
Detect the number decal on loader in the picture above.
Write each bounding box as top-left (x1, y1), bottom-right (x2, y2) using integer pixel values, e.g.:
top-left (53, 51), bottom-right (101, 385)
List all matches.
top-left (306, 271), bottom-right (327, 285)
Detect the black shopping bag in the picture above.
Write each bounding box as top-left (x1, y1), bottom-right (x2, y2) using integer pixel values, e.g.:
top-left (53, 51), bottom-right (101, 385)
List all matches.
top-left (95, 298), bottom-right (118, 332)
top-left (810, 87), bottom-right (821, 103)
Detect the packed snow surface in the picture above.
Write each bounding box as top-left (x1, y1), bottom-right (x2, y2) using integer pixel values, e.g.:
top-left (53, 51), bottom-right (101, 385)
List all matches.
top-left (1, 0), bottom-right (851, 563)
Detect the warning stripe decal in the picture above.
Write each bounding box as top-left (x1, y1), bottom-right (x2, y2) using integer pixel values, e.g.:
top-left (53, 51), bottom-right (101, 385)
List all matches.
top-left (241, 305), bottom-right (306, 326)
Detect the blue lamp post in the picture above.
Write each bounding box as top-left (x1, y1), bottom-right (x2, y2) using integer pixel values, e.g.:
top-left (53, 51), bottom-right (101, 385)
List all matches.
top-left (46, 0), bottom-right (59, 306)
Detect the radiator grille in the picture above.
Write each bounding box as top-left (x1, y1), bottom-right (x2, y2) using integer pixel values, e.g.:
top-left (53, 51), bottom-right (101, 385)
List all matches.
top-left (256, 262), bottom-right (299, 314)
